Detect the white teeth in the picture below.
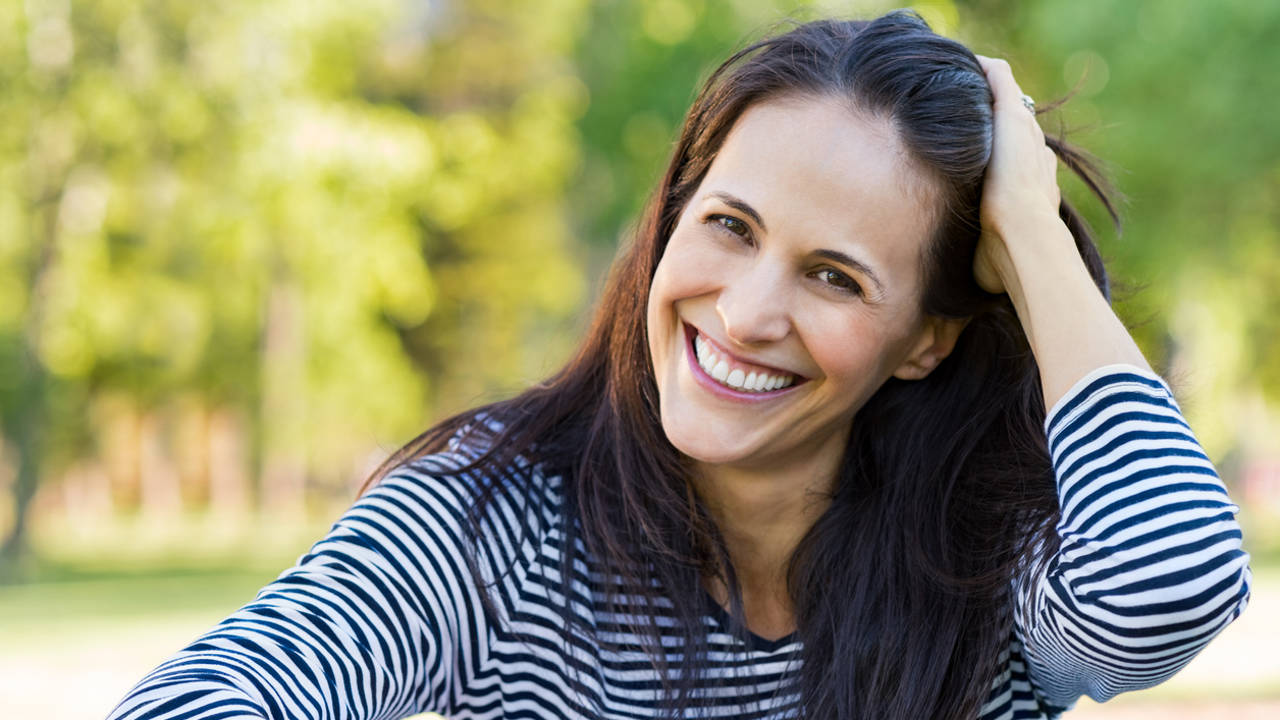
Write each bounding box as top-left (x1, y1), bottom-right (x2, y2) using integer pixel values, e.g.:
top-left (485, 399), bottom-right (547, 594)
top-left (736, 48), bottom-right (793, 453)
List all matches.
top-left (711, 360), bottom-right (730, 382)
top-left (691, 330), bottom-right (796, 394)
top-left (695, 339), bottom-right (716, 374)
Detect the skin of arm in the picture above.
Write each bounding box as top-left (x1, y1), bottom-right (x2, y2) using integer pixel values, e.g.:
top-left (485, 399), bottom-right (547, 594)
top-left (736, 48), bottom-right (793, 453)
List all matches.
top-left (971, 56), bottom-right (1152, 411)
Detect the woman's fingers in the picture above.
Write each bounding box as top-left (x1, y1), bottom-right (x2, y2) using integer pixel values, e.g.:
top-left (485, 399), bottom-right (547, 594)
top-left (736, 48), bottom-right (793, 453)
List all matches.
top-left (975, 55), bottom-right (1024, 113)
top-left (977, 54), bottom-right (1052, 167)
top-left (977, 54), bottom-right (1045, 136)
top-left (974, 53), bottom-right (1063, 243)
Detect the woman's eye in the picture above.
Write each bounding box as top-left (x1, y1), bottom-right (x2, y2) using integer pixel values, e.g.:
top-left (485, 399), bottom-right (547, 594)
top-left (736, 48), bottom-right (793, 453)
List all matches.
top-left (709, 214), bottom-right (750, 239)
top-left (814, 268), bottom-right (862, 295)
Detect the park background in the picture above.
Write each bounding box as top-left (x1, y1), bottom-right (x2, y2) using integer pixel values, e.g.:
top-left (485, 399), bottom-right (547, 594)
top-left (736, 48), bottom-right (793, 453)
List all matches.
top-left (2, 0), bottom-right (1278, 717)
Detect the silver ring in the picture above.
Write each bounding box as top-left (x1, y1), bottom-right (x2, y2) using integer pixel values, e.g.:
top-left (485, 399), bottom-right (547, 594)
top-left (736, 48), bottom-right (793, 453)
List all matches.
top-left (1020, 93), bottom-right (1036, 114)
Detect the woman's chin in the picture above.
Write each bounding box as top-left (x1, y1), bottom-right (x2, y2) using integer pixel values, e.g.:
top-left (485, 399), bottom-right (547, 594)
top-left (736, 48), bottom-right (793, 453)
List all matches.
top-left (659, 415), bottom-right (759, 468)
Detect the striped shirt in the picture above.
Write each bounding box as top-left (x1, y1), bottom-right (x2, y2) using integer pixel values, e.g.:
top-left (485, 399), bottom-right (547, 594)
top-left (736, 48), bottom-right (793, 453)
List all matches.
top-left (107, 364), bottom-right (1251, 719)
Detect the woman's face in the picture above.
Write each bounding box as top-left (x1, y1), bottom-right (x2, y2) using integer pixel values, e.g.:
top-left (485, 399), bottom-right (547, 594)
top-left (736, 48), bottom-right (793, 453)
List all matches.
top-left (646, 95), bottom-right (958, 476)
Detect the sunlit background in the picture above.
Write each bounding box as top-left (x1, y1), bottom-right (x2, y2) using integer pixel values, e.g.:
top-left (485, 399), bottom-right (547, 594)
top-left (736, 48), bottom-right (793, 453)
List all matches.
top-left (2, 0), bottom-right (1278, 717)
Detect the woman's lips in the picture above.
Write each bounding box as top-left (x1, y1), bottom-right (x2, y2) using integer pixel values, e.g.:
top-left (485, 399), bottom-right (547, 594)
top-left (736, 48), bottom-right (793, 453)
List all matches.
top-left (683, 323), bottom-right (806, 398)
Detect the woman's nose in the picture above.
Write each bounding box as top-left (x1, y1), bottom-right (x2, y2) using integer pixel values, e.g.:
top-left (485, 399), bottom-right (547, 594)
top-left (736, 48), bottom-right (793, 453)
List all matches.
top-left (715, 263), bottom-right (792, 346)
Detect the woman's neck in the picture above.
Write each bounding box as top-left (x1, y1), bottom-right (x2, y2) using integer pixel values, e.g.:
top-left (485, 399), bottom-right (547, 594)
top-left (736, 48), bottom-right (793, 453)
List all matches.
top-left (693, 442), bottom-right (842, 640)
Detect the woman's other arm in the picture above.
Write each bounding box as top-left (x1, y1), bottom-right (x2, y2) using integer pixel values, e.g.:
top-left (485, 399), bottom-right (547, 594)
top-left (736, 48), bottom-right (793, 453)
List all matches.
top-left (1013, 364), bottom-right (1251, 709)
top-left (106, 464), bottom-right (484, 720)
top-left (974, 57), bottom-right (1250, 708)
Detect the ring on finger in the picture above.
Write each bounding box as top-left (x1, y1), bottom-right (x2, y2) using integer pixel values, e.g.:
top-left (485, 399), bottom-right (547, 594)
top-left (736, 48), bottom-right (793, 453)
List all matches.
top-left (1020, 93), bottom-right (1036, 114)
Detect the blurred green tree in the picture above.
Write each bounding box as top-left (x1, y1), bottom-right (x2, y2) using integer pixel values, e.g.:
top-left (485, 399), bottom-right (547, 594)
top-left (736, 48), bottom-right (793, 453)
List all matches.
top-left (1, 0), bottom-right (590, 569)
top-left (3, 0), bottom-right (1277, 572)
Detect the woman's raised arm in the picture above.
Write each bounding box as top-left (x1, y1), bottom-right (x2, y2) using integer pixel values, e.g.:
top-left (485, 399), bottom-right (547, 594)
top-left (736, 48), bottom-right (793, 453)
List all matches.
top-left (971, 55), bottom-right (1153, 411)
top-left (973, 57), bottom-right (1251, 710)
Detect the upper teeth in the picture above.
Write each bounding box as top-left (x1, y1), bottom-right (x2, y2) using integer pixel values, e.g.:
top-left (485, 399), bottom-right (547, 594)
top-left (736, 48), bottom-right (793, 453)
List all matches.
top-left (694, 334), bottom-right (795, 392)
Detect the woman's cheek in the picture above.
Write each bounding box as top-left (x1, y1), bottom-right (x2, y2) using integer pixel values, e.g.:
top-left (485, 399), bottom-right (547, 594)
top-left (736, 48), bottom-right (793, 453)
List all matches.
top-left (806, 313), bottom-right (888, 378)
top-left (660, 232), bottom-right (734, 296)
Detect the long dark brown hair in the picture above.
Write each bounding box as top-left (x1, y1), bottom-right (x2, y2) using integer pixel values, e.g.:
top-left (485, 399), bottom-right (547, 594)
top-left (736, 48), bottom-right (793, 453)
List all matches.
top-left (362, 10), bottom-right (1117, 719)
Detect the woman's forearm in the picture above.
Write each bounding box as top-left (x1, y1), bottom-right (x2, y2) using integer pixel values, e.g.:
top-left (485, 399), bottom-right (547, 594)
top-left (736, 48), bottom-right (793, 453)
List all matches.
top-left (995, 210), bottom-right (1152, 410)
top-left (973, 57), bottom-right (1151, 409)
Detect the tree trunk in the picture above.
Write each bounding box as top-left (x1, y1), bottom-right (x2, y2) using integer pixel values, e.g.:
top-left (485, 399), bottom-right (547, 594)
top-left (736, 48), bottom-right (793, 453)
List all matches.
top-left (0, 190), bottom-right (58, 576)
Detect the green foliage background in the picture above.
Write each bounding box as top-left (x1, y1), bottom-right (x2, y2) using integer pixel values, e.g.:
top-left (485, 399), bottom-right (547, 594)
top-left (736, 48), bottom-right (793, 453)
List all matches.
top-left (3, 0), bottom-right (1279, 570)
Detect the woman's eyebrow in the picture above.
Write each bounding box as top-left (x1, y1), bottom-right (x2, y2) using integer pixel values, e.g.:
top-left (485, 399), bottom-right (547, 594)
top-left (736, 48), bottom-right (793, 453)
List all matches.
top-left (814, 248), bottom-right (887, 295)
top-left (708, 191), bottom-right (767, 232)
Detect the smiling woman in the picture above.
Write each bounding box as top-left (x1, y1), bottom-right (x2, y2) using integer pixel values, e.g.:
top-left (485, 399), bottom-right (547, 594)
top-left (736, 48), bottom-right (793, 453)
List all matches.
top-left (107, 10), bottom-right (1250, 720)
top-left (648, 97), bottom-right (957, 475)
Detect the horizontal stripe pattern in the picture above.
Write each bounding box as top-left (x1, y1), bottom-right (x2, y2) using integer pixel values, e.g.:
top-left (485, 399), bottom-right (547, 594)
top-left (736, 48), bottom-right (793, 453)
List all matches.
top-left (108, 364), bottom-right (1250, 720)
top-left (1008, 364), bottom-right (1251, 714)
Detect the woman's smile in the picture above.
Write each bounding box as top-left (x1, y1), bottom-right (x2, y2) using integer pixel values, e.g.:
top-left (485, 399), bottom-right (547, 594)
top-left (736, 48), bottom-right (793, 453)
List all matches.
top-left (684, 323), bottom-right (807, 399)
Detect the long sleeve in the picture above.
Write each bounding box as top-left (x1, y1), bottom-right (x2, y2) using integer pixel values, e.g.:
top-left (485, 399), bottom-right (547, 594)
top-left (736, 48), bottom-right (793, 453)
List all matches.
top-left (1013, 363), bottom-right (1252, 712)
top-left (106, 458), bottom-right (491, 720)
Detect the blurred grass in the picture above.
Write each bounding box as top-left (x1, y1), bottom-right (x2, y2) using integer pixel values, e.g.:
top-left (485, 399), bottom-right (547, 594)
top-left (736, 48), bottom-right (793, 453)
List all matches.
top-left (0, 566), bottom-right (281, 639)
top-left (0, 510), bottom-right (331, 717)
top-left (1, 507), bottom-right (336, 644)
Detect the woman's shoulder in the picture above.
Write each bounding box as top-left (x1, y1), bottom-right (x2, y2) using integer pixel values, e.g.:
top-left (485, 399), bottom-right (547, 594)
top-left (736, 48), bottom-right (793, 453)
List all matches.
top-left (366, 412), bottom-right (565, 568)
top-left (400, 411), bottom-right (559, 491)
top-left (379, 454), bottom-right (563, 531)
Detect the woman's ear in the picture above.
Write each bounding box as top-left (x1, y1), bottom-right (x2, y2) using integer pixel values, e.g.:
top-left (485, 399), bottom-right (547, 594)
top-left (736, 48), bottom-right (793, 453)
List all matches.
top-left (891, 315), bottom-right (970, 381)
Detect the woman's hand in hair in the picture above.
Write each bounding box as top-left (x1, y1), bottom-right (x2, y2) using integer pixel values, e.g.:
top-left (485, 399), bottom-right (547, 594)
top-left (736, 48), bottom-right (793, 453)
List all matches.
top-left (969, 54), bottom-right (1150, 409)
top-left (971, 55), bottom-right (1065, 295)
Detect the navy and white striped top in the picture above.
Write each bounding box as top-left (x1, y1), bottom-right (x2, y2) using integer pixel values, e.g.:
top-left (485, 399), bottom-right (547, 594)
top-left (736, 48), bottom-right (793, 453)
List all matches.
top-left (108, 364), bottom-right (1251, 719)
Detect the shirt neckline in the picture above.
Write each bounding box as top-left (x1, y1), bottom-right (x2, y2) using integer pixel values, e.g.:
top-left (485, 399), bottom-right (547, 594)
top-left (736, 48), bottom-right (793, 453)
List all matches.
top-left (701, 590), bottom-right (800, 653)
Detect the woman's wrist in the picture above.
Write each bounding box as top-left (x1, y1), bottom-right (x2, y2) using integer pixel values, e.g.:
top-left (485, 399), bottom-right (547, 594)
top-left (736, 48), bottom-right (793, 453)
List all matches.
top-left (991, 211), bottom-right (1078, 298)
top-left (976, 207), bottom-right (1071, 299)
